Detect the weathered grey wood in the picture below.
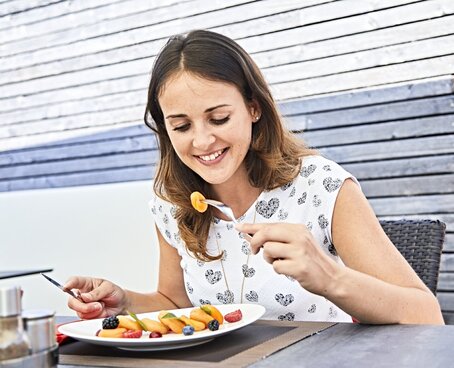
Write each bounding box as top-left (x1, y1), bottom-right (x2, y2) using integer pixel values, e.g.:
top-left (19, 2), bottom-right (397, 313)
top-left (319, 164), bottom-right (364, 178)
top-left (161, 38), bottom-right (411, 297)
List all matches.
top-left (320, 136), bottom-right (454, 163)
top-left (0, 150), bottom-right (156, 179)
top-left (0, 135), bottom-right (158, 166)
top-left (438, 272), bottom-right (454, 290)
top-left (0, 0), bottom-right (427, 95)
top-left (290, 95), bottom-right (454, 130)
top-left (369, 195), bottom-right (454, 216)
top-left (301, 115), bottom-right (454, 147)
top-left (0, 75), bottom-right (146, 115)
top-left (0, 1), bottom-right (421, 98)
top-left (443, 312), bottom-right (454, 324)
top-left (0, 105), bottom-right (143, 138)
top-left (4, 8), bottom-right (452, 103)
top-left (272, 54), bottom-right (454, 100)
top-left (0, 165), bottom-right (157, 192)
top-left (4, 12), bottom-right (454, 89)
top-left (266, 34), bottom-right (454, 86)
top-left (0, 122), bottom-right (146, 152)
top-left (444, 234), bottom-right (454, 252)
top-left (0, 0), bottom-right (62, 17)
top-left (360, 175), bottom-right (454, 197)
top-left (437, 292), bottom-right (454, 312)
top-left (441, 253), bottom-right (454, 272)
top-left (0, 89), bottom-right (146, 126)
top-left (0, 0), bottom-right (183, 43)
top-left (3, 1), bottom-right (451, 89)
top-left (252, 12), bottom-right (454, 69)
top-left (280, 74), bottom-right (454, 116)
top-left (344, 155), bottom-right (454, 180)
top-left (0, 0), bottom-right (297, 60)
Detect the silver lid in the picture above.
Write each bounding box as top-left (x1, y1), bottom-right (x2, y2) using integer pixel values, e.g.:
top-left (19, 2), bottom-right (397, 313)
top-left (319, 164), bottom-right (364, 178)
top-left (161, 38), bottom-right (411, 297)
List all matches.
top-left (22, 309), bottom-right (55, 320)
top-left (0, 285), bottom-right (22, 317)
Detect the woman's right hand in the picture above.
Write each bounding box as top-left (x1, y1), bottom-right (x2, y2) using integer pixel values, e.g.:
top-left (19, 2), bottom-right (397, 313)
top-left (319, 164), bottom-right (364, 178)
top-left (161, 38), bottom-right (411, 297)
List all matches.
top-left (64, 276), bottom-right (128, 319)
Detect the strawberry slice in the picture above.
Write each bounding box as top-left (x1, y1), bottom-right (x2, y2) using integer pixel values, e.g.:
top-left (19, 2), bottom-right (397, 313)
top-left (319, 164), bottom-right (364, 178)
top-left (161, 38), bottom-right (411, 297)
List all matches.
top-left (224, 309), bottom-right (242, 323)
top-left (122, 330), bottom-right (143, 338)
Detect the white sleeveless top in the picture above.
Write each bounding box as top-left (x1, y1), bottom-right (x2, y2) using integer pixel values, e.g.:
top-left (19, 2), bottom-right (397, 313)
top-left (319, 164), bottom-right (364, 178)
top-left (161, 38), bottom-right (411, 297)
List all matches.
top-left (150, 155), bottom-right (358, 322)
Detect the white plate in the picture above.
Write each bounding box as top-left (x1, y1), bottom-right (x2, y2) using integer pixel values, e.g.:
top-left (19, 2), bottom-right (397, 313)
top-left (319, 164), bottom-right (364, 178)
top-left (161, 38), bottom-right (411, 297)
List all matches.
top-left (58, 304), bottom-right (265, 351)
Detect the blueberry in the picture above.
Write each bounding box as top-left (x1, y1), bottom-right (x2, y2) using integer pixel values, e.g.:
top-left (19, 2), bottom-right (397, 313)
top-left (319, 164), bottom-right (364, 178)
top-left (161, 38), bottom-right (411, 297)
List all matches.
top-left (208, 319), bottom-right (219, 331)
top-left (183, 325), bottom-right (195, 336)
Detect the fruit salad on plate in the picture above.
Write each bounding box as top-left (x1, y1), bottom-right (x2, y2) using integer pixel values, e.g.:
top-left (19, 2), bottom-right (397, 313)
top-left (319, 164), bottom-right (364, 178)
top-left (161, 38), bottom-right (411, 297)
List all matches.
top-left (96, 305), bottom-right (243, 339)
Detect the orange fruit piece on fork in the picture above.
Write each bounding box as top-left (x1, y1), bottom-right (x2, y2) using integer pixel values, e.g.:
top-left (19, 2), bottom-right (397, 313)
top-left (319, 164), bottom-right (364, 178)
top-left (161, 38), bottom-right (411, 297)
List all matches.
top-left (190, 191), bottom-right (208, 213)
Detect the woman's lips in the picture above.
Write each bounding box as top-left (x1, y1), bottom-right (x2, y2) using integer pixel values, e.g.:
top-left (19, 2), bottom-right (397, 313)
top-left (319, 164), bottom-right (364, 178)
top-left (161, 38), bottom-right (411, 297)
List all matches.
top-left (196, 148), bottom-right (228, 164)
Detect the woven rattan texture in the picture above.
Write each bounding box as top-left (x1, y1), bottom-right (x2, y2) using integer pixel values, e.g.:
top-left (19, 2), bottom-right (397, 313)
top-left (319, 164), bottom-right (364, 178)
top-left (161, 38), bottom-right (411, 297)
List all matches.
top-left (380, 219), bottom-right (446, 295)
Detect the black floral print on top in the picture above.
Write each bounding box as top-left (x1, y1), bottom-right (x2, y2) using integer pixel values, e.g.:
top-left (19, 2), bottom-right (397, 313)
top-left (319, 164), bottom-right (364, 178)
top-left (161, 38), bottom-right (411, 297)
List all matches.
top-left (150, 155), bottom-right (360, 322)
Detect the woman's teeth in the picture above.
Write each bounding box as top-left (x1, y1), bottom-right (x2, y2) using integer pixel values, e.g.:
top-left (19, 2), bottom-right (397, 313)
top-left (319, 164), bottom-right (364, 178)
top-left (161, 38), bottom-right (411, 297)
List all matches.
top-left (199, 149), bottom-right (224, 161)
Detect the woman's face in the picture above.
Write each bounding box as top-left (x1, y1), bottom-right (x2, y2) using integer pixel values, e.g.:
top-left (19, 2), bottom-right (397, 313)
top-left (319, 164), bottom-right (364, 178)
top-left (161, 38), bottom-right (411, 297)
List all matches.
top-left (159, 71), bottom-right (259, 188)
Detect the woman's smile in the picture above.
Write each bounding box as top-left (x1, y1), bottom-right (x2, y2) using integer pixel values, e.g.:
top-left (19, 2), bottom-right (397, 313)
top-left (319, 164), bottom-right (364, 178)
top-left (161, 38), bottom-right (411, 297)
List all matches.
top-left (195, 148), bottom-right (228, 164)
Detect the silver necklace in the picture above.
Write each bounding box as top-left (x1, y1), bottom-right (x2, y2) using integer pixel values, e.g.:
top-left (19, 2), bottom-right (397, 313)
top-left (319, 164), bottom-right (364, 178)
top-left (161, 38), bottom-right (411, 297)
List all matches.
top-left (214, 207), bottom-right (257, 304)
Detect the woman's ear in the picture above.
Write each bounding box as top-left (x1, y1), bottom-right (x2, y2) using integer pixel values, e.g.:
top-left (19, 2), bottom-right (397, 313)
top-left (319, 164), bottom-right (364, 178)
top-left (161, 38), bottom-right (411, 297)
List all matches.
top-left (249, 100), bottom-right (262, 123)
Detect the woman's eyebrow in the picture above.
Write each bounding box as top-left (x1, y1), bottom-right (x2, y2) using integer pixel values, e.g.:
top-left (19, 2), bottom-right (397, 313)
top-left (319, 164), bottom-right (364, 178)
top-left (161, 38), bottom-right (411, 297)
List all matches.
top-left (165, 104), bottom-right (231, 119)
top-left (204, 104), bottom-right (231, 113)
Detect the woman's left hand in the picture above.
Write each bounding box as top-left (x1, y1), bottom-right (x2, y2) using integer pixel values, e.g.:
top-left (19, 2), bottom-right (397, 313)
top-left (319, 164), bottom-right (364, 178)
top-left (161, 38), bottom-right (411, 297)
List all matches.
top-left (235, 222), bottom-right (341, 296)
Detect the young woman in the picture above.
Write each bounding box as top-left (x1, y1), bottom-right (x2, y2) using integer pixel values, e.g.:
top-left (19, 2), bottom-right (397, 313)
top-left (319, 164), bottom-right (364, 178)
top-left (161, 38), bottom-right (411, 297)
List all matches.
top-left (66, 30), bottom-right (443, 324)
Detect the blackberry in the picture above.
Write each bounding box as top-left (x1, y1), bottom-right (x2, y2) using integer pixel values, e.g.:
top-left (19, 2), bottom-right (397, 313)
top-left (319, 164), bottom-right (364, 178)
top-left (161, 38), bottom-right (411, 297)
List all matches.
top-left (207, 319), bottom-right (219, 331)
top-left (102, 316), bottom-right (119, 329)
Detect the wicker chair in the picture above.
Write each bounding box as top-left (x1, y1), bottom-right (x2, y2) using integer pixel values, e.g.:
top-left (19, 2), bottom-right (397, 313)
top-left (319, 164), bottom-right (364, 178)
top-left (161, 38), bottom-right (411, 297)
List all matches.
top-left (380, 219), bottom-right (446, 295)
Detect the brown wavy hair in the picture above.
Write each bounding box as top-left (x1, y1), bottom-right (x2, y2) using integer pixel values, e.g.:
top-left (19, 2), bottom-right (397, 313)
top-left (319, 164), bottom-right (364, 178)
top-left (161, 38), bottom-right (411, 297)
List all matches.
top-left (144, 30), bottom-right (315, 261)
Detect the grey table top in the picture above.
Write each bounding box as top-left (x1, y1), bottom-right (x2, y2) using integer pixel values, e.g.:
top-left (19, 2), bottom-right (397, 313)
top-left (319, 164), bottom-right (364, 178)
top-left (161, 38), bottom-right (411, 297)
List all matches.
top-left (250, 322), bottom-right (454, 368)
top-left (57, 321), bottom-right (454, 368)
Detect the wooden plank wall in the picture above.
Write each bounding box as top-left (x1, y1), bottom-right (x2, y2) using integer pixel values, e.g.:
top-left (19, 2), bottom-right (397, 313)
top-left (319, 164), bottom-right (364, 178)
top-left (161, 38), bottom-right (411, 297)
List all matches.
top-left (1, 0), bottom-right (453, 320)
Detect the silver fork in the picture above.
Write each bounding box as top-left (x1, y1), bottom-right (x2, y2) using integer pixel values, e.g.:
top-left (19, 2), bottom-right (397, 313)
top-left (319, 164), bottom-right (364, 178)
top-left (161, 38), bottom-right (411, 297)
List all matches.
top-left (201, 199), bottom-right (252, 241)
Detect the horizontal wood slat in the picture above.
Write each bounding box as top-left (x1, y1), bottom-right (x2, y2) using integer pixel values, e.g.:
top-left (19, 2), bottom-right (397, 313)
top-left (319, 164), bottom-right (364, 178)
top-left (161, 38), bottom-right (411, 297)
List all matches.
top-left (320, 136), bottom-right (454, 163)
top-left (438, 273), bottom-right (454, 291)
top-left (290, 95), bottom-right (454, 130)
top-left (280, 75), bottom-right (454, 116)
top-left (0, 165), bottom-right (156, 192)
top-left (0, 134), bottom-right (157, 166)
top-left (272, 55), bottom-right (454, 100)
top-left (370, 195), bottom-right (454, 216)
top-left (0, 0), bottom-right (187, 43)
top-left (360, 175), bottom-right (454, 198)
top-left (302, 115), bottom-right (454, 147)
top-left (437, 292), bottom-right (454, 312)
top-left (343, 155), bottom-right (454, 180)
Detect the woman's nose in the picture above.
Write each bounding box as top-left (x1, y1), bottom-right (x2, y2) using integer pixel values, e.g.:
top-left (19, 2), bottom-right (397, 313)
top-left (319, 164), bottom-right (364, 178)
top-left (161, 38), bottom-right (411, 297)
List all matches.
top-left (192, 125), bottom-right (216, 149)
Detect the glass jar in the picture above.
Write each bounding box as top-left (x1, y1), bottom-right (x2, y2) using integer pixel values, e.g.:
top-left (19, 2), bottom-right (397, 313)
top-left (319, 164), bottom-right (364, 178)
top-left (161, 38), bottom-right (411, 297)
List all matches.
top-left (0, 286), bottom-right (30, 360)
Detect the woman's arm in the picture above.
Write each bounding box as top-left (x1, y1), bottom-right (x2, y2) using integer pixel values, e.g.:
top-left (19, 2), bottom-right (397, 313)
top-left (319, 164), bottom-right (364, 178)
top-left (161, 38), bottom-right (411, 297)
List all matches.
top-left (327, 179), bottom-right (444, 324)
top-left (239, 179), bottom-right (444, 325)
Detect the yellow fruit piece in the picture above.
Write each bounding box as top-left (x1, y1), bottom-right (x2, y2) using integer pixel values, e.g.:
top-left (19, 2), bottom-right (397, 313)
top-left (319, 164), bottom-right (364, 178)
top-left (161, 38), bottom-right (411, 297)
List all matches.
top-left (179, 315), bottom-right (206, 331)
top-left (158, 311), bottom-right (186, 334)
top-left (98, 327), bottom-right (127, 338)
top-left (201, 304), bottom-right (224, 324)
top-left (190, 191), bottom-right (208, 213)
top-left (141, 318), bottom-right (169, 335)
top-left (189, 307), bottom-right (214, 326)
top-left (117, 315), bottom-right (142, 330)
